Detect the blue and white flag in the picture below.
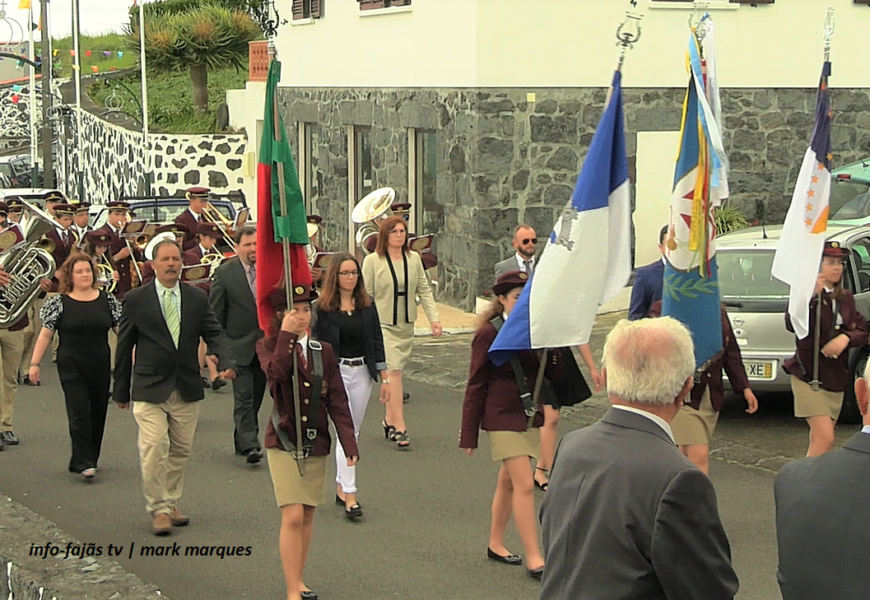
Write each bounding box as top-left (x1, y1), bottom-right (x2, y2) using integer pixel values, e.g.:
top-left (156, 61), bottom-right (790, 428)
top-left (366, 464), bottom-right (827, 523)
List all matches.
top-left (661, 26), bottom-right (728, 369)
top-left (489, 70), bottom-right (631, 366)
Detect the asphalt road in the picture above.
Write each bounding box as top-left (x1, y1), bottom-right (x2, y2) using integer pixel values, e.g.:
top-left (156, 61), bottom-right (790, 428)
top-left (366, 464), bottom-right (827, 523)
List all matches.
top-left (2, 364), bottom-right (787, 600)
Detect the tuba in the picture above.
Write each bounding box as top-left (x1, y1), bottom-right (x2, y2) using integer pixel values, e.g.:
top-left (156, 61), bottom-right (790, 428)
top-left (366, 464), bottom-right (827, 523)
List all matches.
top-left (95, 259), bottom-right (117, 294)
top-left (352, 187), bottom-right (395, 254)
top-left (0, 202), bottom-right (58, 327)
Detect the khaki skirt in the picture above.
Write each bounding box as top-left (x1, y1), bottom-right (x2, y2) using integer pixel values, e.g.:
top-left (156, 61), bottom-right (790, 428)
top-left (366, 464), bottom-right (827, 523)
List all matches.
top-left (487, 429), bottom-right (541, 462)
top-left (791, 375), bottom-right (844, 420)
top-left (266, 450), bottom-right (328, 508)
top-left (672, 388), bottom-right (719, 446)
top-left (382, 322), bottom-right (415, 371)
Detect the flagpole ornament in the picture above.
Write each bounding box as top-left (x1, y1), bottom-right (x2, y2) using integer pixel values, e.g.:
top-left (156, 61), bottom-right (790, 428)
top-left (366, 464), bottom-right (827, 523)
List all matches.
top-left (822, 7), bottom-right (834, 61)
top-left (615, 11), bottom-right (643, 70)
top-left (252, 0), bottom-right (287, 40)
top-left (689, 1), bottom-right (711, 41)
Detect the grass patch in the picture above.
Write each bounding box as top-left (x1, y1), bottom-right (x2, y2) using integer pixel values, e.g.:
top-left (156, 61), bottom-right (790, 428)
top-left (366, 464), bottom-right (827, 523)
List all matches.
top-left (87, 65), bottom-right (248, 134)
top-left (52, 33), bottom-right (138, 78)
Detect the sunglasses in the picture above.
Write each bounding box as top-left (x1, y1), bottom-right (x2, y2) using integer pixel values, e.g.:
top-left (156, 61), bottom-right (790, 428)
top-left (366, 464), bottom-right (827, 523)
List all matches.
top-left (522, 238), bottom-right (538, 245)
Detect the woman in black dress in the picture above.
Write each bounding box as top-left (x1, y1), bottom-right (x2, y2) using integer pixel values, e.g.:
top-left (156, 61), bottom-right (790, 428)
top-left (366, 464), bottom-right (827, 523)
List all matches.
top-left (313, 252), bottom-right (390, 520)
top-left (28, 253), bottom-right (122, 480)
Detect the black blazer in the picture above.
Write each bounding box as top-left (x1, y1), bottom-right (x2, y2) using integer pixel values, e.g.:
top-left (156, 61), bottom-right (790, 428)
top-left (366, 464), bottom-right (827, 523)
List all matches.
top-left (312, 303), bottom-right (387, 382)
top-left (209, 257), bottom-right (263, 366)
top-left (113, 281), bottom-right (235, 405)
top-left (775, 432), bottom-right (870, 600)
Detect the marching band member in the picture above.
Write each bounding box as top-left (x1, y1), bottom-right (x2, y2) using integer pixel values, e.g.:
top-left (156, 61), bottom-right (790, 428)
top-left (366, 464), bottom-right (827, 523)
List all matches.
top-left (0, 264), bottom-right (29, 450)
top-left (362, 216), bottom-right (442, 449)
top-left (784, 241), bottom-right (868, 457)
top-left (41, 190), bottom-right (66, 217)
top-left (459, 271), bottom-right (561, 580)
top-left (257, 283), bottom-right (358, 600)
top-left (45, 204), bottom-right (77, 293)
top-left (312, 252), bottom-right (390, 520)
top-left (28, 253), bottom-right (122, 479)
top-left (11, 196), bottom-right (40, 386)
top-left (6, 198), bottom-right (22, 225)
top-left (70, 202), bottom-right (93, 247)
top-left (94, 201), bottom-right (134, 300)
top-left (0, 203), bottom-right (8, 230)
top-left (175, 187), bottom-right (212, 251)
top-left (649, 300), bottom-right (759, 475)
top-left (82, 231), bottom-right (121, 289)
top-left (306, 215), bottom-right (325, 286)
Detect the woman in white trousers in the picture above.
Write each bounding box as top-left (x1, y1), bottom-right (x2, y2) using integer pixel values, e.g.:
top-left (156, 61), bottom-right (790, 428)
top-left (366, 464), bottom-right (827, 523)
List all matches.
top-left (313, 253), bottom-right (390, 519)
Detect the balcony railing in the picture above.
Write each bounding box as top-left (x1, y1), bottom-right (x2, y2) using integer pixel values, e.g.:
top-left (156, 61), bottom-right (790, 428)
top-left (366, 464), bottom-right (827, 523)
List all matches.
top-left (249, 40), bottom-right (270, 82)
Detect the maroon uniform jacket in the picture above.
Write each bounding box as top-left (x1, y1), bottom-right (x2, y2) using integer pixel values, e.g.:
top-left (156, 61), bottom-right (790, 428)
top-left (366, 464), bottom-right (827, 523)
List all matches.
top-left (94, 223), bottom-right (132, 299)
top-left (649, 301), bottom-right (751, 412)
top-left (783, 289), bottom-right (868, 393)
top-left (44, 228), bottom-right (74, 292)
top-left (140, 260), bottom-right (155, 286)
top-left (182, 245), bottom-right (217, 294)
top-left (174, 209), bottom-right (202, 251)
top-left (257, 331), bottom-right (359, 458)
top-left (460, 319), bottom-right (563, 449)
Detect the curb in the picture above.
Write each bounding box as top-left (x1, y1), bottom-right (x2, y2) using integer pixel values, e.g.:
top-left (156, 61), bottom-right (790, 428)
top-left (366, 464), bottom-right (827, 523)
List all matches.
top-left (0, 495), bottom-right (165, 600)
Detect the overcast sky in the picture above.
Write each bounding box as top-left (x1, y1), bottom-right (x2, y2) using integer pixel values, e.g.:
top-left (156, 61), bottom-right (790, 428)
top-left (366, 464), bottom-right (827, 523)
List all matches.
top-left (4, 0), bottom-right (138, 39)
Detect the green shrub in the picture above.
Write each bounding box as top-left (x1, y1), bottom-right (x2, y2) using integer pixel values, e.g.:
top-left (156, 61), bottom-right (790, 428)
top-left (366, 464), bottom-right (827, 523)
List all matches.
top-left (715, 204), bottom-right (750, 236)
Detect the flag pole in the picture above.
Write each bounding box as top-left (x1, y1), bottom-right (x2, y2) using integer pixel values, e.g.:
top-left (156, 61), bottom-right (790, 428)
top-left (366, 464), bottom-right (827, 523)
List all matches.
top-left (268, 41), bottom-right (305, 476)
top-left (811, 7), bottom-right (835, 393)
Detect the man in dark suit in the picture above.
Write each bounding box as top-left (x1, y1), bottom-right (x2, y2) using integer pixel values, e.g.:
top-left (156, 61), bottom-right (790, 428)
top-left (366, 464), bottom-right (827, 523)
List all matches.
top-left (774, 361), bottom-right (870, 600)
top-left (208, 226), bottom-right (266, 464)
top-left (174, 187), bottom-right (210, 251)
top-left (539, 317), bottom-right (739, 600)
top-left (114, 239), bottom-right (236, 536)
top-left (628, 224), bottom-right (668, 321)
top-left (494, 224), bottom-right (537, 279)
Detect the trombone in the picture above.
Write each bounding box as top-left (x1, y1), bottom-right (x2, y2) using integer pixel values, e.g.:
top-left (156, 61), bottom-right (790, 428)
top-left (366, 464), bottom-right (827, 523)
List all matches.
top-left (202, 203), bottom-right (237, 251)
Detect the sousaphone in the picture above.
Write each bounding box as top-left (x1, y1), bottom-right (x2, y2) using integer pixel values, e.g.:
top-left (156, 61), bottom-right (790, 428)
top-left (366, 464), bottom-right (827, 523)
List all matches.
top-left (352, 187), bottom-right (395, 254)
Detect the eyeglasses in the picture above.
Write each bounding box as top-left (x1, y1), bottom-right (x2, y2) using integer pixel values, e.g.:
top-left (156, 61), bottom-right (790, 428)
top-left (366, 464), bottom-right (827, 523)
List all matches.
top-left (390, 229), bottom-right (406, 235)
top-left (522, 238), bottom-right (538, 245)
top-left (339, 270), bottom-right (360, 277)
top-left (822, 259), bottom-right (845, 267)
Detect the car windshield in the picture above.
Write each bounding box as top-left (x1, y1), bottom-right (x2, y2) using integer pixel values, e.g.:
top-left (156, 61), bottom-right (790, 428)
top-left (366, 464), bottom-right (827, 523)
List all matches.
top-left (0, 164), bottom-right (12, 178)
top-left (717, 250), bottom-right (789, 299)
top-left (830, 179), bottom-right (870, 220)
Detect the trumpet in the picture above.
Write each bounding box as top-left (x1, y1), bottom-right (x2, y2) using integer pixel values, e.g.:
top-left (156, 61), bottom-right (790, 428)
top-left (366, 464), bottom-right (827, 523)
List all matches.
top-left (202, 203), bottom-right (237, 251)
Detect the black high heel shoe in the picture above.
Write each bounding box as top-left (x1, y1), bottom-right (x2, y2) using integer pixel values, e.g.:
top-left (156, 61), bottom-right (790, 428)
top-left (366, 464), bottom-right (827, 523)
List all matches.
top-left (534, 467), bottom-right (549, 492)
top-left (382, 420), bottom-right (397, 441)
top-left (487, 547), bottom-right (522, 566)
top-left (527, 566), bottom-right (544, 580)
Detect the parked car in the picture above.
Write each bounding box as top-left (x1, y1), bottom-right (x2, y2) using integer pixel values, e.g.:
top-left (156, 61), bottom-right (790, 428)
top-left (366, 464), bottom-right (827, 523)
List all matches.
top-left (828, 158), bottom-right (870, 225)
top-left (718, 223), bottom-right (870, 423)
top-left (0, 188), bottom-right (67, 206)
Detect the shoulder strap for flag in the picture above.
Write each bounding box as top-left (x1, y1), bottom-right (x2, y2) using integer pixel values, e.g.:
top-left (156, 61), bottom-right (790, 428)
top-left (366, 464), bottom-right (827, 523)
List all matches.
top-left (271, 341), bottom-right (325, 455)
top-left (490, 316), bottom-right (536, 418)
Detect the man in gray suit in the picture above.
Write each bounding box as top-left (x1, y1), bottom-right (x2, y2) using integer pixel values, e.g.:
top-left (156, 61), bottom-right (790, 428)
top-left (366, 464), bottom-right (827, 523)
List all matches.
top-left (539, 317), bottom-right (739, 600)
top-left (209, 227), bottom-right (266, 464)
top-left (774, 360), bottom-right (870, 600)
top-left (494, 224), bottom-right (537, 280)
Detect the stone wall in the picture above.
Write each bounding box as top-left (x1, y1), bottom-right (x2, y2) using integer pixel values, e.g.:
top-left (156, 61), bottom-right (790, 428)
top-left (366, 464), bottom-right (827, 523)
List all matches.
top-left (0, 84), bottom-right (40, 153)
top-left (62, 111), bottom-right (248, 203)
top-left (278, 86), bottom-right (870, 312)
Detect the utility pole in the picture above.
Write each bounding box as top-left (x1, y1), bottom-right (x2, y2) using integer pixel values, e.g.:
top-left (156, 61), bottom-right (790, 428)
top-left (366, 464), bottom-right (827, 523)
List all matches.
top-left (39, 0), bottom-right (53, 189)
top-left (72, 0), bottom-right (83, 201)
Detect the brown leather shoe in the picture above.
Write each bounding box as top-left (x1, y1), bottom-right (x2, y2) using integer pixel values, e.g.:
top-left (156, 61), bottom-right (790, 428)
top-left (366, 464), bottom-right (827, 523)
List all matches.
top-left (169, 507), bottom-right (190, 527)
top-left (151, 512), bottom-right (172, 536)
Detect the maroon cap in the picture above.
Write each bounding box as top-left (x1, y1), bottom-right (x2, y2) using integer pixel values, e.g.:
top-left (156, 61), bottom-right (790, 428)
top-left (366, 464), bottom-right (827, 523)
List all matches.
top-left (187, 187), bottom-right (211, 199)
top-left (155, 223), bottom-right (190, 235)
top-left (53, 203), bottom-right (76, 217)
top-left (197, 222), bottom-right (223, 238)
top-left (84, 230), bottom-right (112, 246)
top-left (106, 201), bottom-right (131, 212)
top-left (492, 270), bottom-right (530, 296)
top-left (269, 284), bottom-right (318, 311)
top-left (823, 241), bottom-right (849, 258)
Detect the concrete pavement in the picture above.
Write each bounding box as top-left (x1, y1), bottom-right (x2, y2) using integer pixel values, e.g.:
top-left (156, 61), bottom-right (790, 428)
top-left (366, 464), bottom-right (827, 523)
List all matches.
top-left (2, 367), bottom-right (782, 599)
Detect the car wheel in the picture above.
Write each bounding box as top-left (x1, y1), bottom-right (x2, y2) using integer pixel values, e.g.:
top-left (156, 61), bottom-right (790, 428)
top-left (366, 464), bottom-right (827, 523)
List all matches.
top-left (840, 348), bottom-right (868, 425)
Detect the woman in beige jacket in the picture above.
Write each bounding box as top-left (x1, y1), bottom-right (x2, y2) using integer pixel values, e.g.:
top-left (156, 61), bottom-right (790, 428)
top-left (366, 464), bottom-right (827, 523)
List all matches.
top-left (362, 216), bottom-right (441, 448)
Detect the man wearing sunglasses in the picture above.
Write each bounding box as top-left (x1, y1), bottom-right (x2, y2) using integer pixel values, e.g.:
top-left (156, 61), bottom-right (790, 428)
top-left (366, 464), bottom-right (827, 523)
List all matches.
top-left (495, 224), bottom-right (538, 279)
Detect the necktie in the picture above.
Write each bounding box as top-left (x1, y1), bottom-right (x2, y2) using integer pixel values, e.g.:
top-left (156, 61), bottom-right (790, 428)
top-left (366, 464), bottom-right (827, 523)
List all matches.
top-left (248, 265), bottom-right (256, 298)
top-left (523, 260), bottom-right (532, 273)
top-left (61, 231), bottom-right (68, 245)
top-left (162, 288), bottom-right (181, 348)
top-left (296, 343), bottom-right (308, 370)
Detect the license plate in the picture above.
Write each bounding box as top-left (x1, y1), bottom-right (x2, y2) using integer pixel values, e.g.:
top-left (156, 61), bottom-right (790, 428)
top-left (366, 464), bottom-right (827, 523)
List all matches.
top-left (744, 361), bottom-right (775, 380)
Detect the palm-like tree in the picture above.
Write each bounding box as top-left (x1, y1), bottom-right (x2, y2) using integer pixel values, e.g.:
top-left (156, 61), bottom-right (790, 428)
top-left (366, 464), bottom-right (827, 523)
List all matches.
top-left (127, 1), bottom-right (262, 112)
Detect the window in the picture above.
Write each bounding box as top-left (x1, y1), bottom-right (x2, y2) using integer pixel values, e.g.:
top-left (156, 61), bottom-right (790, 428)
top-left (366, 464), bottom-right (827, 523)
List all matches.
top-left (358, 0), bottom-right (411, 10)
top-left (304, 123), bottom-right (324, 215)
top-left (354, 126), bottom-right (373, 199)
top-left (849, 236), bottom-right (870, 294)
top-left (415, 130), bottom-right (441, 236)
top-left (292, 0), bottom-right (322, 20)
top-left (717, 250), bottom-right (788, 299)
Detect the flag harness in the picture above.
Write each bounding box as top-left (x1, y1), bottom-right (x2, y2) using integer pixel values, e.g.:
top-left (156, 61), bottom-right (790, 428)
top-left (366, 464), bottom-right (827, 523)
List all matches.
top-left (271, 340), bottom-right (325, 458)
top-left (491, 316), bottom-right (538, 421)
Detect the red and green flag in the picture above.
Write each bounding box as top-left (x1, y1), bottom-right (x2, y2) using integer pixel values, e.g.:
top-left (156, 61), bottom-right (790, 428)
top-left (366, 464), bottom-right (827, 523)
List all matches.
top-left (256, 59), bottom-right (312, 332)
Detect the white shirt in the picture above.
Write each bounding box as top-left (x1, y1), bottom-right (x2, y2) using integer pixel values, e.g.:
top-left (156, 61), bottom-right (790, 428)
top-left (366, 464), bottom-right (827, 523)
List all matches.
top-left (611, 404), bottom-right (676, 444)
top-left (515, 253), bottom-right (535, 272)
top-left (188, 208), bottom-right (201, 222)
top-left (297, 334), bottom-right (309, 365)
top-left (823, 286), bottom-right (844, 326)
top-left (55, 226), bottom-right (70, 242)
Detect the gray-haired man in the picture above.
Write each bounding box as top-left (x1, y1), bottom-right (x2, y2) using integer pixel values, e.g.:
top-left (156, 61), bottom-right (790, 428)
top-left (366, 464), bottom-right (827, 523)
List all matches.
top-left (539, 317), bottom-right (739, 600)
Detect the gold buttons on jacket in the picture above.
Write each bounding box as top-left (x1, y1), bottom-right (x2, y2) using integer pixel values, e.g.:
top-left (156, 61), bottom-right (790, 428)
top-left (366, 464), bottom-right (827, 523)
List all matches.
top-left (303, 382), bottom-right (310, 388)
top-left (304, 399), bottom-right (309, 405)
top-left (302, 416), bottom-right (308, 422)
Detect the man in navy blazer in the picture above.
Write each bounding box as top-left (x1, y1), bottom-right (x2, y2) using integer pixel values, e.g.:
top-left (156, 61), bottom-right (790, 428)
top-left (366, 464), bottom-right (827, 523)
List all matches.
top-left (774, 360), bottom-right (870, 600)
top-left (628, 224), bottom-right (668, 321)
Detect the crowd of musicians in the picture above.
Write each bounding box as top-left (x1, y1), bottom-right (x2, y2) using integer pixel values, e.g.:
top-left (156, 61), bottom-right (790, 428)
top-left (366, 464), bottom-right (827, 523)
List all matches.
top-left (2, 186), bottom-right (868, 599)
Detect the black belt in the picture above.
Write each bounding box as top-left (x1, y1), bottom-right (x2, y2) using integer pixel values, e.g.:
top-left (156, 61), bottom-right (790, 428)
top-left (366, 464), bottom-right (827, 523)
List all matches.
top-left (339, 358), bottom-right (366, 367)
